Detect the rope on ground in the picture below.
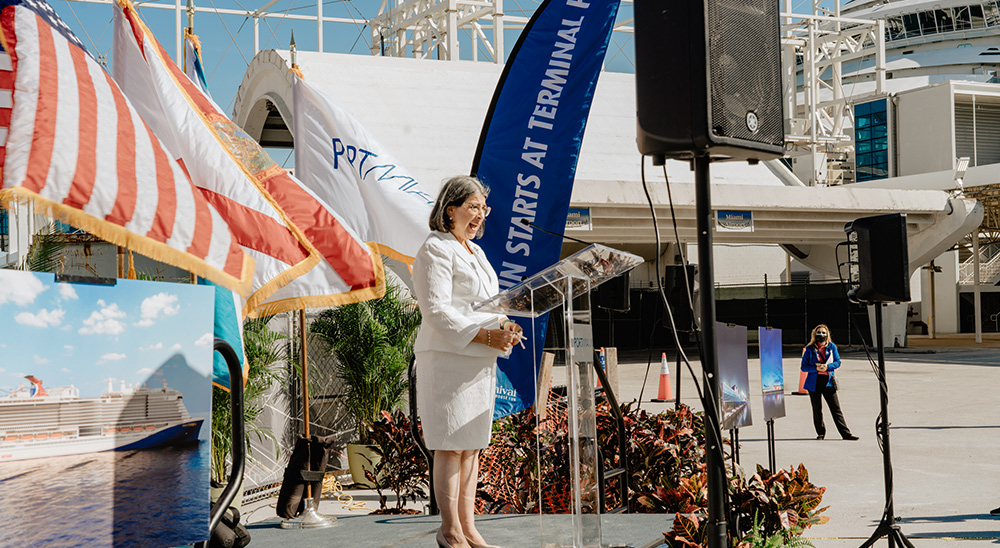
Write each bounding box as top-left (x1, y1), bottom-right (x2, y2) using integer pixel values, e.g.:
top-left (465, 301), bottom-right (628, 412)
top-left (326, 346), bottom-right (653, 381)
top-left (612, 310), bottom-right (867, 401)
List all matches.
top-left (322, 474), bottom-right (370, 512)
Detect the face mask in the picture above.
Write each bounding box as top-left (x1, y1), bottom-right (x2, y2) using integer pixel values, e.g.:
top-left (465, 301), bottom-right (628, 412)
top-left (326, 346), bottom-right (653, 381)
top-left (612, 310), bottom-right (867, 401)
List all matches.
top-left (816, 333), bottom-right (827, 342)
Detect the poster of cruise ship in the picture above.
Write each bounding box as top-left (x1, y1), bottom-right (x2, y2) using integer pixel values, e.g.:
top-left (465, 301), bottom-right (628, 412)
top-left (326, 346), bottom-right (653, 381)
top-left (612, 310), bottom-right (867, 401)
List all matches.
top-left (0, 375), bottom-right (204, 462)
top-left (0, 270), bottom-right (214, 547)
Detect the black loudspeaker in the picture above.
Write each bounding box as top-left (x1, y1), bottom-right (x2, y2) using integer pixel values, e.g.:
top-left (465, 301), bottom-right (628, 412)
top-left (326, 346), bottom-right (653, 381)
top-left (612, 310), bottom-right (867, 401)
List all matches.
top-left (663, 264), bottom-right (697, 332)
top-left (597, 271), bottom-right (630, 312)
top-left (844, 213), bottom-right (910, 303)
top-left (634, 0), bottom-right (785, 162)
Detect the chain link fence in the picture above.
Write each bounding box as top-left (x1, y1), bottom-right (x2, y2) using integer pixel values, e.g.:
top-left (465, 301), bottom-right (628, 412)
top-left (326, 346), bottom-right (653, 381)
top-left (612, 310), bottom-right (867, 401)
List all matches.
top-left (243, 311), bottom-right (356, 503)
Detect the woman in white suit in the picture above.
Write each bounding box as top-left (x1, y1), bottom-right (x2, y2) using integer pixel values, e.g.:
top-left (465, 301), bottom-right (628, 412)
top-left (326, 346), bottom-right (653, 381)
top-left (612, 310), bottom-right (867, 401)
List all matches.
top-left (412, 175), bottom-right (523, 548)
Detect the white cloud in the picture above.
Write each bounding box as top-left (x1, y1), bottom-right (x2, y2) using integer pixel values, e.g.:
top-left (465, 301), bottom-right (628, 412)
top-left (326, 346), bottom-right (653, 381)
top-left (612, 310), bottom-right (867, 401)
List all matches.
top-left (58, 284), bottom-right (78, 300)
top-left (15, 308), bottom-right (66, 328)
top-left (97, 352), bottom-right (127, 364)
top-left (79, 302), bottom-right (126, 336)
top-left (140, 342), bottom-right (164, 351)
top-left (136, 367), bottom-right (155, 377)
top-left (135, 293), bottom-right (180, 327)
top-left (60, 368), bottom-right (71, 373)
top-left (194, 333), bottom-right (213, 348)
top-left (170, 343), bottom-right (182, 351)
top-left (64, 345), bottom-right (74, 354)
top-left (0, 271), bottom-right (47, 306)
top-left (33, 355), bottom-right (49, 365)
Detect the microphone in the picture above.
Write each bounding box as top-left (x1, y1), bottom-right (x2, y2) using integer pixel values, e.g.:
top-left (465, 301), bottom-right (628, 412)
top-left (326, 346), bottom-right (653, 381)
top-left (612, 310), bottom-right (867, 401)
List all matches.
top-left (519, 218), bottom-right (594, 246)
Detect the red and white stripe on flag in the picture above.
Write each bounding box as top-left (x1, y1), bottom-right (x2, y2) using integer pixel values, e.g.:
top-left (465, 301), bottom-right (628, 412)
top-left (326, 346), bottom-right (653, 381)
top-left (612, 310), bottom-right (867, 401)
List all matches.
top-left (0, 4), bottom-right (253, 293)
top-left (113, 0), bottom-right (384, 316)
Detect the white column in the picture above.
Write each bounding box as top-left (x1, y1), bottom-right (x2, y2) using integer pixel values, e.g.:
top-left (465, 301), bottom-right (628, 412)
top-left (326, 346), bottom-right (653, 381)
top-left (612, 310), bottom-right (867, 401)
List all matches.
top-left (446, 0), bottom-right (459, 60)
top-left (317, 0), bottom-right (323, 52)
top-left (494, 0), bottom-right (504, 64)
top-left (175, 0), bottom-right (182, 64)
top-left (974, 230), bottom-right (982, 344)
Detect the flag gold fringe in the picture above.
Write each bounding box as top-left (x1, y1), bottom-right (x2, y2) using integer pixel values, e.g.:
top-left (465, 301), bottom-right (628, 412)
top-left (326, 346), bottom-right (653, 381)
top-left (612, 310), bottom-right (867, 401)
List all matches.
top-left (0, 187), bottom-right (254, 294)
top-left (246, 243), bottom-right (387, 318)
top-left (371, 242), bottom-right (415, 266)
top-left (241, 251), bottom-right (321, 315)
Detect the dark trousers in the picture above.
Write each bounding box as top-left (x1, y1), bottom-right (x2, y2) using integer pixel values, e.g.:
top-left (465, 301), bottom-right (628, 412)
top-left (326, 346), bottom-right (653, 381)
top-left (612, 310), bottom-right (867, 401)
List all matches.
top-left (808, 381), bottom-right (852, 438)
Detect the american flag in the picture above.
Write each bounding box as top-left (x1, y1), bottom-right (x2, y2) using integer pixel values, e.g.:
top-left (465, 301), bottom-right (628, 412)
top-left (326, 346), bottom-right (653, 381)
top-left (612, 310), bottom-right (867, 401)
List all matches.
top-left (114, 0), bottom-right (382, 316)
top-left (0, 0), bottom-right (253, 293)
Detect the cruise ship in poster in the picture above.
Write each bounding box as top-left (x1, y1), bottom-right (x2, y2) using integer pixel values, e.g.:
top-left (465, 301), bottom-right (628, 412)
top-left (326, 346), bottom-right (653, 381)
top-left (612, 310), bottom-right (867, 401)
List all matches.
top-left (0, 376), bottom-right (204, 462)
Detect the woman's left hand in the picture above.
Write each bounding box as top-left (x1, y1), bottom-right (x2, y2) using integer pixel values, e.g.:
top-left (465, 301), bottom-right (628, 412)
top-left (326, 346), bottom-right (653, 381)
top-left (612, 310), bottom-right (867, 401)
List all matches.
top-left (503, 320), bottom-right (524, 337)
top-left (502, 319), bottom-right (524, 345)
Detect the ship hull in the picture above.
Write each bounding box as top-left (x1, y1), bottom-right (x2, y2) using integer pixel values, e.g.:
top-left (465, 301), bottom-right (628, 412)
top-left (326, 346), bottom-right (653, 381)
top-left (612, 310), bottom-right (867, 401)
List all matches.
top-left (0, 418), bottom-right (204, 462)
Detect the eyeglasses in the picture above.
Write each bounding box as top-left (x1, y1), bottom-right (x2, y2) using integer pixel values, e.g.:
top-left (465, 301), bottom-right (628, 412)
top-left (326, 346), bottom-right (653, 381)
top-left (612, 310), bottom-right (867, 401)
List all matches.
top-left (464, 203), bottom-right (492, 217)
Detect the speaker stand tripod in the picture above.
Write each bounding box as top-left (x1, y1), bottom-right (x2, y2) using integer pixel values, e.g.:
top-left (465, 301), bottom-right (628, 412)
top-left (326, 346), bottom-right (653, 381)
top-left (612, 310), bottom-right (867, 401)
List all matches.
top-left (859, 303), bottom-right (913, 548)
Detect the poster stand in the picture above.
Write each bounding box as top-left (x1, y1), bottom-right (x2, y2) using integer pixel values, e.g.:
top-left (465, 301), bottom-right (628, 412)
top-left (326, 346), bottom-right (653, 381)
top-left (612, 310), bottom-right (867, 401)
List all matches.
top-left (729, 429), bottom-right (740, 467)
top-left (194, 339), bottom-right (246, 547)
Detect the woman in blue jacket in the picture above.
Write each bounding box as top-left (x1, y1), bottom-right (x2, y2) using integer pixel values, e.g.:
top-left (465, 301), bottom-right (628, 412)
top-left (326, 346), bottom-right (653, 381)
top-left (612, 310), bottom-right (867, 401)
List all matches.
top-left (801, 324), bottom-right (859, 440)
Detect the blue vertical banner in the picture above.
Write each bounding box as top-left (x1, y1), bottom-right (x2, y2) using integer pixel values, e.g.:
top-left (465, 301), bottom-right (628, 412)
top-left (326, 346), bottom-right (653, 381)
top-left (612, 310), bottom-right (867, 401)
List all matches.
top-left (471, 0), bottom-right (621, 419)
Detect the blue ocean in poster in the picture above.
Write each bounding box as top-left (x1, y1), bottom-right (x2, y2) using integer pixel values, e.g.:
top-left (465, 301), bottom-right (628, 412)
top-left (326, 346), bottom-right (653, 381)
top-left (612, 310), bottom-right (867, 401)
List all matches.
top-left (759, 326), bottom-right (786, 421)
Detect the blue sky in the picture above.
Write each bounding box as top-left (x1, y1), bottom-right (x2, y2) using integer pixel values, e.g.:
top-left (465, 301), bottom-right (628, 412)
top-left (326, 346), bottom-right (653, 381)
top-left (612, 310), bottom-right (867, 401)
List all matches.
top-left (43, 0), bottom-right (838, 170)
top-left (0, 270), bottom-right (214, 399)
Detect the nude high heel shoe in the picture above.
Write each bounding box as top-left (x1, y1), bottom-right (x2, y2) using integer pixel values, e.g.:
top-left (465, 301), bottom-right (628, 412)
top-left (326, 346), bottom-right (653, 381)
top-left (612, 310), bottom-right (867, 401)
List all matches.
top-left (436, 529), bottom-right (461, 548)
top-left (465, 537), bottom-right (501, 548)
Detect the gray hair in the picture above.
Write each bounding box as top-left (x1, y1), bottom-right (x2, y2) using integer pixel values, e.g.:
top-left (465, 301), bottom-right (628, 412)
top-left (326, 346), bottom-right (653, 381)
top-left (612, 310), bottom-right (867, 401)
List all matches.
top-left (429, 175), bottom-right (490, 238)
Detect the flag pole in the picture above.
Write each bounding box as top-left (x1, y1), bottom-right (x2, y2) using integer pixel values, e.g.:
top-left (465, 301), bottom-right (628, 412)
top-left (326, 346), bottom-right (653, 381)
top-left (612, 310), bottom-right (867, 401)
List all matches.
top-left (280, 309), bottom-right (335, 528)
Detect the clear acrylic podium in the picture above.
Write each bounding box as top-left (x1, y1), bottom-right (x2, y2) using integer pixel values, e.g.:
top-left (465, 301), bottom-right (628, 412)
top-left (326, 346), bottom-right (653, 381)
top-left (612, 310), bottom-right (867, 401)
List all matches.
top-left (475, 244), bottom-right (642, 548)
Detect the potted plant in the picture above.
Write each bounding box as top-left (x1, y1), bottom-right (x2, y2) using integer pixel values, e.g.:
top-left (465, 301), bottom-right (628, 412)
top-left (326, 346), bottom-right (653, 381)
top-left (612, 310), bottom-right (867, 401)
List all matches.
top-left (365, 410), bottom-right (429, 513)
top-left (311, 281), bottom-right (421, 487)
top-left (210, 315), bottom-right (287, 507)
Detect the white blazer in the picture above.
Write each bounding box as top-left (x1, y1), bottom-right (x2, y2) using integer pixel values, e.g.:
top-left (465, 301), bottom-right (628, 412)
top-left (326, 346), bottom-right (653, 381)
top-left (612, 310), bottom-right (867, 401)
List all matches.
top-left (412, 232), bottom-right (504, 358)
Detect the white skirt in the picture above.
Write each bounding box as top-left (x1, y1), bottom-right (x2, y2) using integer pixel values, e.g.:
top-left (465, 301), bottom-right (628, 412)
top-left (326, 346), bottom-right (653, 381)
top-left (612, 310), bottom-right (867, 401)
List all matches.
top-left (414, 350), bottom-right (497, 450)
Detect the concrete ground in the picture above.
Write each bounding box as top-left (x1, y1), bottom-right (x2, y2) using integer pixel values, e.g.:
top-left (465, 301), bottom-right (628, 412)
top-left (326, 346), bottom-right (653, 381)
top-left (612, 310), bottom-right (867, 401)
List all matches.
top-left (244, 333), bottom-right (1000, 547)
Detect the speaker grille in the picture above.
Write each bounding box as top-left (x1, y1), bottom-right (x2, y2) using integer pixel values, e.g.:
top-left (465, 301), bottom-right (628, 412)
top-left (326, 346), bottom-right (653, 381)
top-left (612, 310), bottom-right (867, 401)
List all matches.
top-left (707, 0), bottom-right (784, 148)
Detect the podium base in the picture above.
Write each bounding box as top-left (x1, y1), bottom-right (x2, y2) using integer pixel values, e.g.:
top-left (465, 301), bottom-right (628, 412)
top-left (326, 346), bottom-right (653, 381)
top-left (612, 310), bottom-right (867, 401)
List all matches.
top-left (280, 500), bottom-right (337, 529)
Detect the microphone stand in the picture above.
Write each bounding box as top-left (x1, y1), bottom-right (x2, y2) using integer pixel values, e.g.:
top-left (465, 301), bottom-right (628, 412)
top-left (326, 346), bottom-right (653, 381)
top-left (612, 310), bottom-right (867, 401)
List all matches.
top-left (519, 218), bottom-right (594, 246)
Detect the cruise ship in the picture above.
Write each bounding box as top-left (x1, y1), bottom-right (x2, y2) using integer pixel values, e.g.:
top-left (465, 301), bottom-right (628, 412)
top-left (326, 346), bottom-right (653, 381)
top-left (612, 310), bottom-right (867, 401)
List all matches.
top-left (0, 376), bottom-right (204, 462)
top-left (842, 0), bottom-right (1000, 83)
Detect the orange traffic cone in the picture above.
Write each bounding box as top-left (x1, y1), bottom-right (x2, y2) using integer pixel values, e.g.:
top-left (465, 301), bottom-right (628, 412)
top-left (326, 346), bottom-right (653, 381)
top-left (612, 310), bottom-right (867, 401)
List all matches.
top-left (652, 352), bottom-right (674, 402)
top-left (793, 370), bottom-right (809, 395)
